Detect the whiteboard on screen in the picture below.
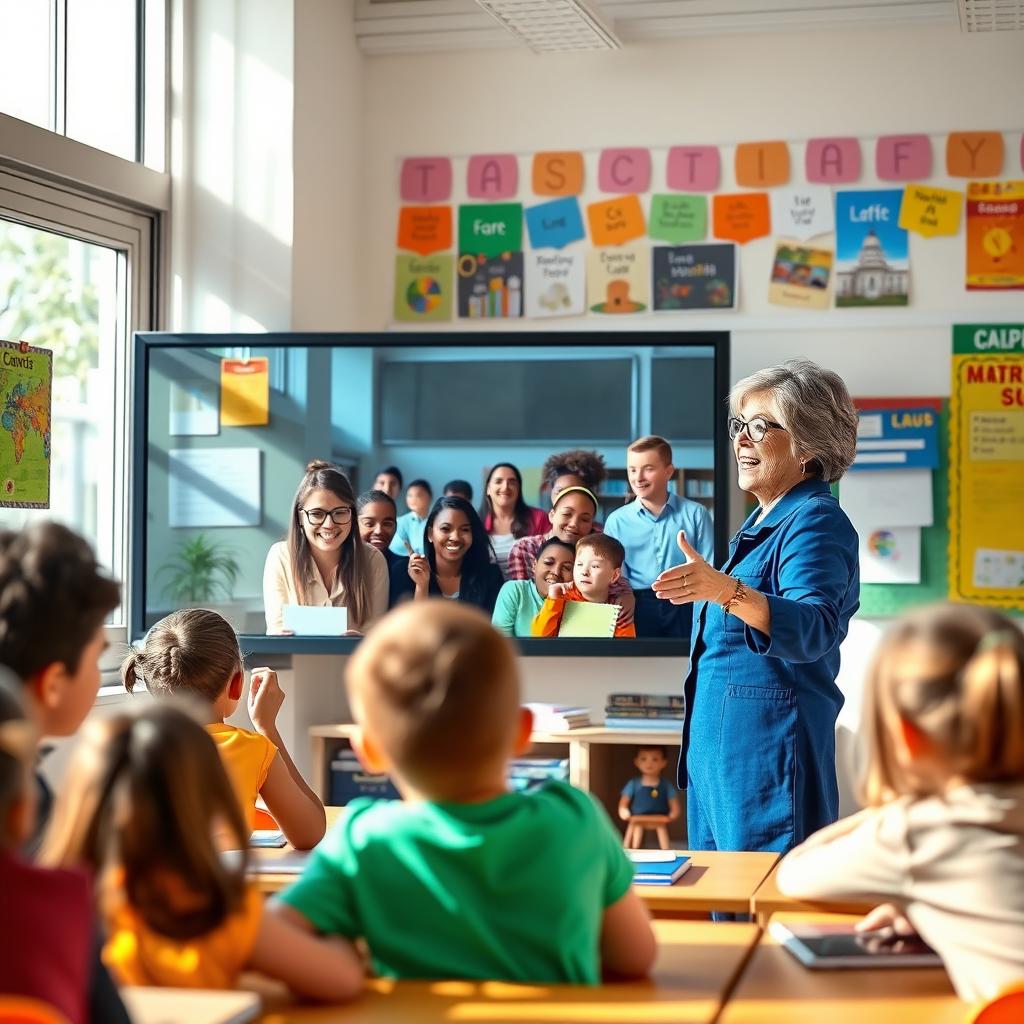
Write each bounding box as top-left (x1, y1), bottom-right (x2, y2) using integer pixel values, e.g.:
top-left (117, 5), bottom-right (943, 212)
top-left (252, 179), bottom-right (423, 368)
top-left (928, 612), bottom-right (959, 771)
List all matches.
top-left (168, 448), bottom-right (262, 528)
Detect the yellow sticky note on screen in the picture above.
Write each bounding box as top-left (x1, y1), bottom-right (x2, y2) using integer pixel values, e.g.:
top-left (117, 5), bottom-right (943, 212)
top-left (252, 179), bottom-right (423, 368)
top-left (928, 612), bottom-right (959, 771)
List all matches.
top-left (898, 184), bottom-right (963, 238)
top-left (220, 357), bottom-right (269, 426)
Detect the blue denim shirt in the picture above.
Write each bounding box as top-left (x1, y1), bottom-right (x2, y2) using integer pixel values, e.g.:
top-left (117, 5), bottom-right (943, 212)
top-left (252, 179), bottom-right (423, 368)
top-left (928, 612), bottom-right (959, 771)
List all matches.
top-left (680, 477), bottom-right (860, 853)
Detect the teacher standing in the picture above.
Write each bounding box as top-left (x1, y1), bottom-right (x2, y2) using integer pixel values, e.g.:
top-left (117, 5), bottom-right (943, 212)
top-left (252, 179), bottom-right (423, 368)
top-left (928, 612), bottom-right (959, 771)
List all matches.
top-left (654, 359), bottom-right (860, 854)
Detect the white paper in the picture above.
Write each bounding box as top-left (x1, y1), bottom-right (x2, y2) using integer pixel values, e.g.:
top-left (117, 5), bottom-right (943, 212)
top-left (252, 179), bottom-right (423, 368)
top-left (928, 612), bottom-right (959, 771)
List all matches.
top-left (169, 380), bottom-right (219, 436)
top-left (856, 413), bottom-right (883, 439)
top-left (840, 468), bottom-right (933, 529)
top-left (973, 548), bottom-right (1024, 589)
top-left (859, 526), bottom-right (921, 584)
top-left (770, 187), bottom-right (835, 240)
top-left (627, 850), bottom-right (677, 863)
top-left (525, 250), bottom-right (585, 318)
top-left (168, 447), bottom-right (261, 527)
top-left (282, 604), bottom-right (348, 635)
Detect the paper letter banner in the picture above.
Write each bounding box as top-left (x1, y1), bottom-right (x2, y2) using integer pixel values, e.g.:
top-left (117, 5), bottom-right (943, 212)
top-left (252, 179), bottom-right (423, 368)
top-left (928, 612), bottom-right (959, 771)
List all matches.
top-left (397, 206), bottom-right (452, 255)
top-left (458, 204), bottom-right (522, 258)
top-left (898, 185), bottom-right (963, 238)
top-left (805, 138), bottom-right (861, 185)
top-left (949, 323), bottom-right (1024, 609)
top-left (835, 190), bottom-right (909, 307)
top-left (652, 244), bottom-right (736, 311)
top-left (947, 131), bottom-right (1004, 178)
top-left (768, 243), bottom-right (833, 310)
top-left (876, 135), bottom-right (931, 182)
top-left (735, 141), bottom-right (789, 188)
top-left (587, 195), bottom-right (646, 247)
top-left (666, 146), bottom-right (719, 192)
top-left (0, 340), bottom-right (52, 509)
top-left (598, 148), bottom-right (651, 194)
top-left (393, 253), bottom-right (453, 323)
top-left (525, 197), bottom-right (585, 250)
top-left (525, 251), bottom-right (585, 318)
top-left (457, 252), bottom-right (523, 319)
top-left (400, 157), bottom-right (452, 202)
top-left (648, 194), bottom-right (707, 244)
top-left (587, 246), bottom-right (650, 315)
top-left (712, 193), bottom-right (770, 244)
top-left (770, 187), bottom-right (834, 240)
top-left (467, 154), bottom-right (518, 199)
top-left (220, 357), bottom-right (269, 427)
top-left (965, 181), bottom-right (1024, 291)
top-left (532, 152), bottom-right (584, 196)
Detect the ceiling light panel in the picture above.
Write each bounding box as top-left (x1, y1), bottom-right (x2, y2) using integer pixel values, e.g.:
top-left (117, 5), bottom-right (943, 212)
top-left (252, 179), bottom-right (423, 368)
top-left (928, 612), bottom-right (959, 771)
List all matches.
top-left (474, 0), bottom-right (621, 53)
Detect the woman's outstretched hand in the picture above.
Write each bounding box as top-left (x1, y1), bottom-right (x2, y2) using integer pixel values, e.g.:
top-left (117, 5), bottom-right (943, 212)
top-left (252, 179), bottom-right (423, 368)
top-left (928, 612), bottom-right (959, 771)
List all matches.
top-left (652, 532), bottom-right (733, 606)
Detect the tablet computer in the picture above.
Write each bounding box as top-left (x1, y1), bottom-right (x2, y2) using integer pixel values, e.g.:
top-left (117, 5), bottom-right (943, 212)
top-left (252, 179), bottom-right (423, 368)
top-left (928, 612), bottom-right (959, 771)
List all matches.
top-left (769, 920), bottom-right (943, 969)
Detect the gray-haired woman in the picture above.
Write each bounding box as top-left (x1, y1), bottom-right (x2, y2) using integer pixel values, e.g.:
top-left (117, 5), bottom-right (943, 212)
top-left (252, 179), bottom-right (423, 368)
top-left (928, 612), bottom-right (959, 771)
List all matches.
top-left (653, 359), bottom-right (860, 854)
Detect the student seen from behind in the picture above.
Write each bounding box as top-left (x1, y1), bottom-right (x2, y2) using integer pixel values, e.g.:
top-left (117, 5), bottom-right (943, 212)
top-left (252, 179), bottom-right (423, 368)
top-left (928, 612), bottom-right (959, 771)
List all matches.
top-left (532, 534), bottom-right (636, 639)
top-left (123, 608), bottom-right (326, 850)
top-left (41, 703), bottom-right (362, 998)
top-left (272, 600), bottom-right (656, 983)
top-left (492, 536), bottom-right (574, 638)
top-left (390, 478), bottom-right (432, 556)
top-left (603, 436), bottom-right (713, 638)
top-left (776, 604), bottom-right (1024, 1002)
top-left (443, 479), bottom-right (473, 503)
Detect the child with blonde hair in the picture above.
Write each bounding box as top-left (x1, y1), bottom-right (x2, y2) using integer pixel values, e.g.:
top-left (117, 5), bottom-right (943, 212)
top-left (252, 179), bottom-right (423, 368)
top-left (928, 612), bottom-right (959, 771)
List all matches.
top-left (124, 608), bottom-right (325, 849)
top-left (41, 703), bottom-right (362, 997)
top-left (776, 603), bottom-right (1024, 1001)
top-left (272, 600), bottom-right (655, 983)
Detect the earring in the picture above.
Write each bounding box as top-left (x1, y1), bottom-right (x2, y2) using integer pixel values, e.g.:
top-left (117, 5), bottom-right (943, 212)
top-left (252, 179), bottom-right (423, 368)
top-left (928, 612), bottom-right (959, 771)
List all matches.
top-left (799, 460), bottom-right (806, 476)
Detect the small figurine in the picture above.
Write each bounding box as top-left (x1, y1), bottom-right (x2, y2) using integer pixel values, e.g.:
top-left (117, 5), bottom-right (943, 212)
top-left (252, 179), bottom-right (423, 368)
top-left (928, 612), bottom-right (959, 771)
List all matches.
top-left (618, 745), bottom-right (681, 850)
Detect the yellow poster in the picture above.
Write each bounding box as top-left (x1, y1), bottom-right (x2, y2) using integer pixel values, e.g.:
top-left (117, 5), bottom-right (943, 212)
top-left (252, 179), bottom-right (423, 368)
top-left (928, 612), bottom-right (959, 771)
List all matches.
top-left (949, 324), bottom-right (1024, 609)
top-left (898, 184), bottom-right (963, 238)
top-left (220, 357), bottom-right (269, 427)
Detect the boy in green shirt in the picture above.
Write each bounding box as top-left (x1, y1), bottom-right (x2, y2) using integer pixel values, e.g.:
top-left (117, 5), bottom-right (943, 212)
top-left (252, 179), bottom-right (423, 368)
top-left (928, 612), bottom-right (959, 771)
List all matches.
top-left (273, 600), bottom-right (654, 986)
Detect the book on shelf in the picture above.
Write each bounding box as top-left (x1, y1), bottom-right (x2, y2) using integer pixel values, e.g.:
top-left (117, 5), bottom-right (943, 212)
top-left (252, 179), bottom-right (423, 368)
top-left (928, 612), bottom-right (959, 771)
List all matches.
top-left (603, 707), bottom-right (685, 720)
top-left (507, 757), bottom-right (570, 793)
top-left (607, 693), bottom-right (685, 710)
top-left (627, 850), bottom-right (692, 885)
top-left (604, 717), bottom-right (682, 731)
top-left (525, 703), bottom-right (592, 731)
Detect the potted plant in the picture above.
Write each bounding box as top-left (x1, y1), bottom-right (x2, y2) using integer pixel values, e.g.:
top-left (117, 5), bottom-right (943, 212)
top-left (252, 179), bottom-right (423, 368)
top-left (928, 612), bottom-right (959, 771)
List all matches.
top-left (156, 533), bottom-right (241, 606)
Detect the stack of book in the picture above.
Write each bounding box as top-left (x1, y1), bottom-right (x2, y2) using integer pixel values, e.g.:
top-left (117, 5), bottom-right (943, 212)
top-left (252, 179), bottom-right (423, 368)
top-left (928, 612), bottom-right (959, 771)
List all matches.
top-left (627, 850), bottom-right (692, 886)
top-left (329, 751), bottom-right (401, 805)
top-left (525, 703), bottom-right (592, 732)
top-left (507, 757), bottom-right (570, 793)
top-left (604, 692), bottom-right (684, 731)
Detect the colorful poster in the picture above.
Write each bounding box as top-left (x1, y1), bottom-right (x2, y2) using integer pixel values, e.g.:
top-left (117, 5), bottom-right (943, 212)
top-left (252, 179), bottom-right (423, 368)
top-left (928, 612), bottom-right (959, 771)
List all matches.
top-left (835, 190), bottom-right (909, 307)
top-left (770, 187), bottom-right (834, 240)
top-left (860, 527), bottom-right (922, 585)
top-left (586, 195), bottom-right (646, 247)
top-left (220, 357), bottom-right (269, 427)
top-left (525, 251), bottom-right (584, 319)
top-left (852, 401), bottom-right (940, 470)
top-left (712, 193), bottom-right (770, 244)
top-left (898, 185), bottom-right (962, 239)
top-left (648, 195), bottom-right (707, 244)
top-left (457, 204), bottom-right (522, 258)
top-left (652, 244), bottom-right (736, 311)
top-left (457, 251), bottom-right (523, 319)
top-left (965, 181), bottom-right (1024, 291)
top-left (396, 206), bottom-right (452, 255)
top-left (0, 340), bottom-right (51, 508)
top-left (393, 253), bottom-right (453, 323)
top-left (949, 323), bottom-right (1024, 609)
top-left (587, 246), bottom-right (649, 315)
top-left (768, 242), bottom-right (833, 310)
top-left (524, 197), bottom-right (585, 249)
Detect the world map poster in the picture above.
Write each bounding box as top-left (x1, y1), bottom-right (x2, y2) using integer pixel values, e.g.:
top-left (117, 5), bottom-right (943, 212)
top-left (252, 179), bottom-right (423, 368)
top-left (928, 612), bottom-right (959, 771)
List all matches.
top-left (0, 340), bottom-right (52, 508)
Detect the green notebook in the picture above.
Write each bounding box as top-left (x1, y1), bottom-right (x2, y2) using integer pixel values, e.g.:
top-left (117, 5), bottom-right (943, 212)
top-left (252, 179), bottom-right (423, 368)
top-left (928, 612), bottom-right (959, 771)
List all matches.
top-left (559, 600), bottom-right (621, 638)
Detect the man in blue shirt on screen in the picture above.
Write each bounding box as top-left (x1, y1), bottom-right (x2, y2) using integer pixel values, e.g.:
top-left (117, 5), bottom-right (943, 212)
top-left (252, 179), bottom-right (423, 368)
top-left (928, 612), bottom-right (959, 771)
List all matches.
top-left (603, 436), bottom-right (714, 639)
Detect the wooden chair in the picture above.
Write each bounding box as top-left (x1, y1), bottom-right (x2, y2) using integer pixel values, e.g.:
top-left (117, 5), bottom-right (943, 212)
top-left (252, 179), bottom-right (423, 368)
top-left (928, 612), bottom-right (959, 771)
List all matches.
top-left (0, 996), bottom-right (71, 1024)
top-left (965, 981), bottom-right (1024, 1023)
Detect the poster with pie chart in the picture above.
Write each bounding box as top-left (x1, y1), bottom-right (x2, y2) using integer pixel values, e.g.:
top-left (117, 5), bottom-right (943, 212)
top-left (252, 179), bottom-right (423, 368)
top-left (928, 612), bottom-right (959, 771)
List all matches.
top-left (859, 526), bottom-right (921, 584)
top-left (393, 253), bottom-right (453, 322)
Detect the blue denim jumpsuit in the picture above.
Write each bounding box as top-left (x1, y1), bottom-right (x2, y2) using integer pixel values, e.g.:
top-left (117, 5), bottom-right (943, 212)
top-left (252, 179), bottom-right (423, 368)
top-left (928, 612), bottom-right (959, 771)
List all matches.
top-left (679, 478), bottom-right (860, 854)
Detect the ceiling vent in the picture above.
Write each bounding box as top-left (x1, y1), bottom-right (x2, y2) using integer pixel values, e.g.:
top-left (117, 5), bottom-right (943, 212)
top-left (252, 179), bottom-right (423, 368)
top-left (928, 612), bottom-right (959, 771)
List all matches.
top-left (473, 0), bottom-right (621, 53)
top-left (957, 0), bottom-right (1024, 31)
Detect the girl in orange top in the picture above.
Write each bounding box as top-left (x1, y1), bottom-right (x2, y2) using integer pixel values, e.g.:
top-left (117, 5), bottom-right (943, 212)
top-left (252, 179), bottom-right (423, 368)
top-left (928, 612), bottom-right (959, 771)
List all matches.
top-left (41, 703), bottom-right (363, 998)
top-left (123, 608), bottom-right (325, 850)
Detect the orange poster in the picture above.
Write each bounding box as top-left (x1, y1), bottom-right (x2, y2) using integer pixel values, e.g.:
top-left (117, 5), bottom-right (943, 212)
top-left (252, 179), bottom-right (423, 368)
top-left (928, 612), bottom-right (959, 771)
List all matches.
top-left (712, 193), bottom-right (770, 244)
top-left (396, 206), bottom-right (452, 255)
top-left (966, 181), bottom-right (1024, 291)
top-left (221, 357), bottom-right (269, 427)
top-left (586, 195), bottom-right (645, 247)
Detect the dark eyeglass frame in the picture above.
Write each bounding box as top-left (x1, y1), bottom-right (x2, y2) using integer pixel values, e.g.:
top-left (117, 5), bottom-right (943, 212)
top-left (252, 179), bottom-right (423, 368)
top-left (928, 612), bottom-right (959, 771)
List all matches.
top-left (299, 506), bottom-right (353, 526)
top-left (728, 415), bottom-right (787, 443)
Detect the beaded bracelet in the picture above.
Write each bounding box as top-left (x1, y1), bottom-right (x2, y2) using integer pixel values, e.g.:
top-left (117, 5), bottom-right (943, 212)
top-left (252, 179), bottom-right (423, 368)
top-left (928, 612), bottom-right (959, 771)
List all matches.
top-left (722, 578), bottom-right (748, 616)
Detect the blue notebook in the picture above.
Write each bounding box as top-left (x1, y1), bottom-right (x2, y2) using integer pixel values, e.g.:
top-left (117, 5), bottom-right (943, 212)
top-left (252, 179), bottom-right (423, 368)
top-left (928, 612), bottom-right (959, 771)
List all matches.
top-left (628, 851), bottom-right (691, 886)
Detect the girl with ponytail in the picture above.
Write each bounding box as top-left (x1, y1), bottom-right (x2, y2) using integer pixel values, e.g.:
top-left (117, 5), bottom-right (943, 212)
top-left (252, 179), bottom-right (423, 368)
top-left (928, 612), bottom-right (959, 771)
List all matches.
top-left (776, 603), bottom-right (1024, 1002)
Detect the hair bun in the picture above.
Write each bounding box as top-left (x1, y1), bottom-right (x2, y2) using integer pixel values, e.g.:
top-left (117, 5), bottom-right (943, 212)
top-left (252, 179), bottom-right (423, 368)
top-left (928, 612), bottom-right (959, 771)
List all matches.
top-left (306, 459), bottom-right (334, 473)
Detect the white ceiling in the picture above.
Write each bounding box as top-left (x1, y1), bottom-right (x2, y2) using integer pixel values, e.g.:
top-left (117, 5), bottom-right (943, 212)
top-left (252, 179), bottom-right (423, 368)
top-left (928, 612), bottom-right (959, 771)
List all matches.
top-left (354, 0), bottom-right (963, 55)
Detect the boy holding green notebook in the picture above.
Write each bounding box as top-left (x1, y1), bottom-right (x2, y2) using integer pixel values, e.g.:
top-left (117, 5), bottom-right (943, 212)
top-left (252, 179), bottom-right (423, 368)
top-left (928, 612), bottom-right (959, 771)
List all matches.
top-left (532, 534), bottom-right (636, 638)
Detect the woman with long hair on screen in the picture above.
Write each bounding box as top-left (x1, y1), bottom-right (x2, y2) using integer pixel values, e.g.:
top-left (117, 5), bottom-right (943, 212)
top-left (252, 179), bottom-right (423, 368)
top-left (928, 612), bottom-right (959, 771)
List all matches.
top-left (478, 463), bottom-right (548, 578)
top-left (263, 461), bottom-right (389, 635)
top-left (408, 496), bottom-right (504, 615)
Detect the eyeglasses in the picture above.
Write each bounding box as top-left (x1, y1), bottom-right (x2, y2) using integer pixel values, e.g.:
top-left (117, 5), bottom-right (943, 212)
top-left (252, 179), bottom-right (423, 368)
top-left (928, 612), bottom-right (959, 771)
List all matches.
top-left (299, 506), bottom-right (353, 526)
top-left (728, 416), bottom-right (787, 443)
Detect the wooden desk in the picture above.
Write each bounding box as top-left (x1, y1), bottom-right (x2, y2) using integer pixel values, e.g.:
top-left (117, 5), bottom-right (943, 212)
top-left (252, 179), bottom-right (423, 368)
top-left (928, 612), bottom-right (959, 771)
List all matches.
top-left (254, 919), bottom-right (760, 1023)
top-left (717, 913), bottom-right (962, 1024)
top-left (750, 864), bottom-right (874, 925)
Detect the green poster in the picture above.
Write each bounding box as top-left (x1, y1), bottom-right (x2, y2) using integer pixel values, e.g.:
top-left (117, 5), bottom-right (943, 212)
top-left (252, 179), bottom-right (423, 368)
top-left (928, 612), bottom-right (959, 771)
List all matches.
top-left (458, 203), bottom-right (523, 258)
top-left (0, 340), bottom-right (52, 509)
top-left (393, 253), bottom-right (453, 322)
top-left (648, 194), bottom-right (707, 244)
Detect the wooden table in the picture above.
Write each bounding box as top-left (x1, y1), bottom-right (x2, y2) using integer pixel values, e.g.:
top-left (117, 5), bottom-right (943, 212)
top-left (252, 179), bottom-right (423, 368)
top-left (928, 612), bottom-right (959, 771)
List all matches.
top-left (750, 864), bottom-right (874, 925)
top-left (717, 913), bottom-right (962, 1024)
top-left (254, 919), bottom-right (760, 1023)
